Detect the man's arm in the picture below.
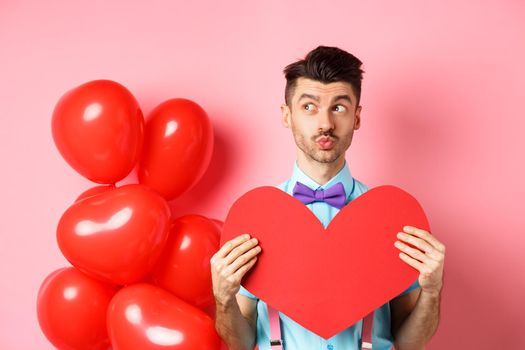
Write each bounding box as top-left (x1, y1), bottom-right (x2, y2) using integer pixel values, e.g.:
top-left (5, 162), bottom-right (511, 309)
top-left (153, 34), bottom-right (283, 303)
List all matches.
top-left (211, 234), bottom-right (262, 350)
top-left (391, 226), bottom-right (445, 350)
top-left (215, 293), bottom-right (258, 350)
top-left (390, 288), bottom-right (441, 350)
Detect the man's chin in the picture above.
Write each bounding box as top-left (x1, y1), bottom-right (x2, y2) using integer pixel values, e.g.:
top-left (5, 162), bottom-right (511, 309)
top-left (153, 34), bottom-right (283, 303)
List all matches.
top-left (310, 151), bottom-right (341, 164)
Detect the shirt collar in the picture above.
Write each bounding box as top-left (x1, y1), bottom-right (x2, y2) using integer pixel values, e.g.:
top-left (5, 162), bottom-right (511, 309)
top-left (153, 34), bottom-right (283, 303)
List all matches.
top-left (288, 160), bottom-right (355, 201)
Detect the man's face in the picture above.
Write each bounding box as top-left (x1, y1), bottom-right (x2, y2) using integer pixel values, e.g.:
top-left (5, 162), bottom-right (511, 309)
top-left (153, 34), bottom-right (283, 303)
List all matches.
top-left (281, 77), bottom-right (361, 164)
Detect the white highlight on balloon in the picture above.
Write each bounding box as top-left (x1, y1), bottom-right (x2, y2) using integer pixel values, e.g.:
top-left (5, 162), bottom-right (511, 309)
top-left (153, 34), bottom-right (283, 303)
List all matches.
top-left (125, 304), bottom-right (143, 325)
top-left (75, 207), bottom-right (133, 236)
top-left (83, 103), bottom-right (103, 122)
top-left (164, 120), bottom-right (178, 137)
top-left (63, 286), bottom-right (78, 300)
top-left (180, 235), bottom-right (191, 250)
top-left (146, 326), bottom-right (184, 346)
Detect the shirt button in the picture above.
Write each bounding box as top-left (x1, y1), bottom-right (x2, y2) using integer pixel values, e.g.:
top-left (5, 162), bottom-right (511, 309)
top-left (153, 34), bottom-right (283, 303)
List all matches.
top-left (327, 345), bottom-right (334, 350)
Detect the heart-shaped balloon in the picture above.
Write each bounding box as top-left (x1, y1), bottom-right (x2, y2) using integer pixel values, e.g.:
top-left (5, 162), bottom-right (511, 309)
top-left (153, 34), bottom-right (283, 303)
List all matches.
top-left (138, 98), bottom-right (213, 200)
top-left (75, 185), bottom-right (116, 202)
top-left (37, 267), bottom-right (117, 350)
top-left (107, 283), bottom-right (221, 350)
top-left (149, 215), bottom-right (220, 309)
top-left (57, 184), bottom-right (171, 285)
top-left (221, 185), bottom-right (430, 339)
top-left (52, 79), bottom-right (144, 184)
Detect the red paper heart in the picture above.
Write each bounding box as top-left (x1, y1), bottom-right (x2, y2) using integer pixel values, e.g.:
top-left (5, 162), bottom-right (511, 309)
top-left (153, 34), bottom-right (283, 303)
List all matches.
top-left (221, 185), bottom-right (429, 339)
top-left (57, 184), bottom-right (171, 285)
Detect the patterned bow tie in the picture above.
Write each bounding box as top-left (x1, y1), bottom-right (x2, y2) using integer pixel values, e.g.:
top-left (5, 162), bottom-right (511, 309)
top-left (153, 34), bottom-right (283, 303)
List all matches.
top-left (292, 181), bottom-right (347, 209)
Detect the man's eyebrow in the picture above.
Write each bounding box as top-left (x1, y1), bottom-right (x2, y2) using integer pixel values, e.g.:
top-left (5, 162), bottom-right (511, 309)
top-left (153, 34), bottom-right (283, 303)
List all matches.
top-left (332, 95), bottom-right (353, 104)
top-left (298, 93), bottom-right (320, 102)
top-left (297, 93), bottom-right (353, 105)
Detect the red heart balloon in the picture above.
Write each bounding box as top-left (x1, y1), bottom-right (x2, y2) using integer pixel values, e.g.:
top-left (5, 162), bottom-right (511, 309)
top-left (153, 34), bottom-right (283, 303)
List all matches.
top-left (57, 184), bottom-right (171, 285)
top-left (75, 185), bottom-right (116, 202)
top-left (107, 283), bottom-right (221, 350)
top-left (37, 267), bottom-right (117, 350)
top-left (221, 185), bottom-right (430, 339)
top-left (138, 98), bottom-right (213, 200)
top-left (52, 79), bottom-right (144, 184)
top-left (149, 215), bottom-right (220, 309)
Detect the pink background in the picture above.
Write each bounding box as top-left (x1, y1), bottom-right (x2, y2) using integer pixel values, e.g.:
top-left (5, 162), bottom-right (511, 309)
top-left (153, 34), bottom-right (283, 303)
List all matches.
top-left (1, 0), bottom-right (524, 348)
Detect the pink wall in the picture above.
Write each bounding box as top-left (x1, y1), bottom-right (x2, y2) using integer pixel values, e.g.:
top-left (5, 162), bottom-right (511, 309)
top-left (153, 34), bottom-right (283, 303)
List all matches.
top-left (1, 0), bottom-right (524, 348)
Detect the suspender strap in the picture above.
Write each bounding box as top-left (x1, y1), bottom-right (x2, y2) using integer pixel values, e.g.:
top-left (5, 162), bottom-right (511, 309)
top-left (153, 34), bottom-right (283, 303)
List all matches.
top-left (267, 304), bottom-right (374, 349)
top-left (268, 304), bottom-right (283, 349)
top-left (361, 311), bottom-right (374, 349)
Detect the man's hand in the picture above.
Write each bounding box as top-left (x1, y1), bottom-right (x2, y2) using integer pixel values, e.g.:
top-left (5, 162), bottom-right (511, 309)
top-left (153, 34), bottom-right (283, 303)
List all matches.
top-left (211, 233), bottom-right (262, 306)
top-left (211, 234), bottom-right (261, 350)
top-left (394, 226), bottom-right (445, 296)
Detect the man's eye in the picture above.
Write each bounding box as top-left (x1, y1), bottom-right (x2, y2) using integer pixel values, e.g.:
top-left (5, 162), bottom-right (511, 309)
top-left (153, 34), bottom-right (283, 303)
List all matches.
top-left (303, 103), bottom-right (315, 111)
top-left (334, 105), bottom-right (346, 112)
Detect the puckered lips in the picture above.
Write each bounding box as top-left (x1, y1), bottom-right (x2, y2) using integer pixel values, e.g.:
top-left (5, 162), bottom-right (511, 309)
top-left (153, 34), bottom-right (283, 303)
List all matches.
top-left (316, 136), bottom-right (335, 150)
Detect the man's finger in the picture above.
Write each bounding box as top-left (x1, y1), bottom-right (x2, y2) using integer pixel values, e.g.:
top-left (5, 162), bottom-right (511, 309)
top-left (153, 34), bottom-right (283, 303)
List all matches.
top-left (397, 232), bottom-right (435, 256)
top-left (395, 240), bottom-right (432, 264)
top-left (233, 256), bottom-right (258, 280)
top-left (403, 226), bottom-right (445, 252)
top-left (215, 233), bottom-right (251, 258)
top-left (399, 252), bottom-right (427, 274)
top-left (224, 238), bottom-right (259, 266)
top-left (227, 246), bottom-right (262, 275)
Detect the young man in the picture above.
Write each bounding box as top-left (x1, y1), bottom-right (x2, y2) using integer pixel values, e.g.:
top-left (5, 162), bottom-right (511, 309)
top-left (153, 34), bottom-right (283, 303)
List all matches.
top-left (211, 46), bottom-right (445, 350)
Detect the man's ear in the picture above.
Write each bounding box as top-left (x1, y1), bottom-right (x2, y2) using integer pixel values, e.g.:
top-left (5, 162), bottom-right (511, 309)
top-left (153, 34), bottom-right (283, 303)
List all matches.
top-left (354, 105), bottom-right (362, 130)
top-left (281, 103), bottom-right (291, 128)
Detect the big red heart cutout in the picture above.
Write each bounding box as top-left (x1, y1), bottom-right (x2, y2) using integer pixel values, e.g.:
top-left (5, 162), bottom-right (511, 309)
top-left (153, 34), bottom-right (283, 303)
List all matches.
top-left (221, 185), bottom-right (430, 339)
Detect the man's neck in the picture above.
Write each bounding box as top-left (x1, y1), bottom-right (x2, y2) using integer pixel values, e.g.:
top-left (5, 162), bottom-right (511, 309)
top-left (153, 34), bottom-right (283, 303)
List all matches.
top-left (296, 153), bottom-right (346, 186)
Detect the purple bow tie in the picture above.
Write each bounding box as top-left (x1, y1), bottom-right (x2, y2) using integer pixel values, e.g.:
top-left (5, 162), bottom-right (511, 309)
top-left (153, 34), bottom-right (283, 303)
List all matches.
top-left (292, 181), bottom-right (347, 209)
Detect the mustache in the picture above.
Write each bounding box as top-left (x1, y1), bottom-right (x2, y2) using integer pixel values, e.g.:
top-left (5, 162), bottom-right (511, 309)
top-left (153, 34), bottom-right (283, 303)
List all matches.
top-left (313, 131), bottom-right (338, 141)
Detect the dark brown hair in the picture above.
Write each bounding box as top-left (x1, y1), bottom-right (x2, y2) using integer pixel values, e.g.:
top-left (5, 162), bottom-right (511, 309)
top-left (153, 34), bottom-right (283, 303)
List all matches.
top-left (283, 45), bottom-right (364, 107)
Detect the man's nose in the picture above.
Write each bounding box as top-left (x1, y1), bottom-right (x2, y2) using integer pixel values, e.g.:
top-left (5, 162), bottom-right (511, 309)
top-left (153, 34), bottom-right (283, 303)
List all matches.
top-left (317, 109), bottom-right (335, 132)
